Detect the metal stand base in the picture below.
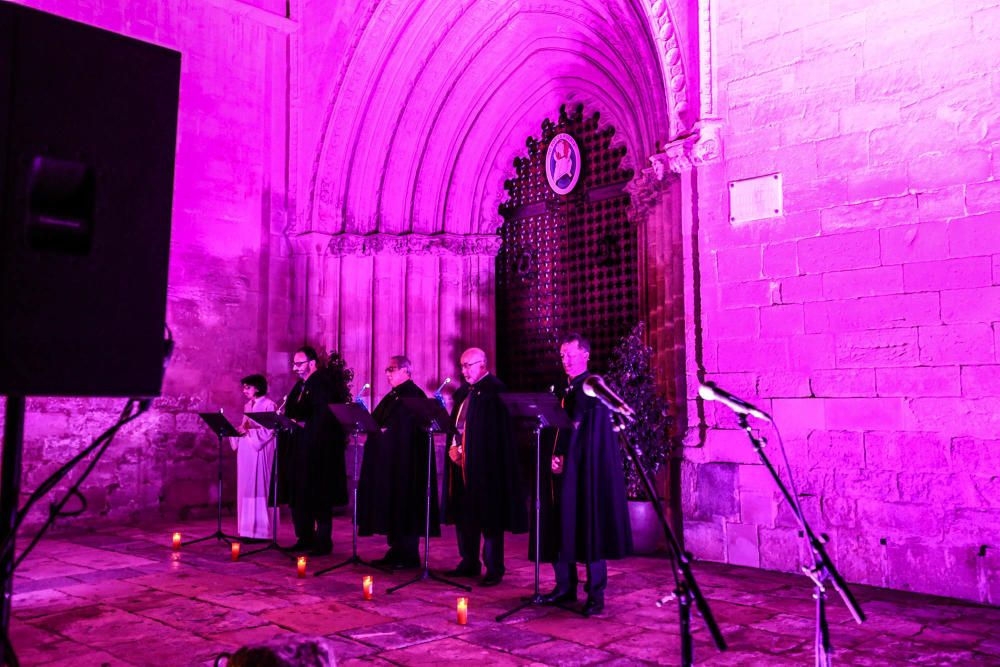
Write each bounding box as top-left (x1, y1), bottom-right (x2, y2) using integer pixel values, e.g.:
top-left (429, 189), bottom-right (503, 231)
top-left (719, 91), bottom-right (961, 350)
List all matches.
top-left (387, 431), bottom-right (470, 594)
top-left (183, 433), bottom-right (239, 548)
top-left (314, 430), bottom-right (386, 577)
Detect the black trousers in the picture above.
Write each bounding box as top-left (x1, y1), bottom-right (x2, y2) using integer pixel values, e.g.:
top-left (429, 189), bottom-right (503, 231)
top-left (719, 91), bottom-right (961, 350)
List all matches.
top-left (456, 509), bottom-right (504, 577)
top-left (291, 502), bottom-right (332, 549)
top-left (553, 559), bottom-right (607, 602)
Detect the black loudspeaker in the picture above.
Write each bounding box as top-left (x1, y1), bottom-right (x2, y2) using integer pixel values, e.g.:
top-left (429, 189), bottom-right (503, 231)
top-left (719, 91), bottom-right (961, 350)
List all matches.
top-left (0, 4), bottom-right (180, 397)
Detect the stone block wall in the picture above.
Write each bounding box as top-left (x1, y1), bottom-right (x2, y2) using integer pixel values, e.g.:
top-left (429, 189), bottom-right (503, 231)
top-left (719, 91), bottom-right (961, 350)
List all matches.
top-left (682, 0), bottom-right (1000, 604)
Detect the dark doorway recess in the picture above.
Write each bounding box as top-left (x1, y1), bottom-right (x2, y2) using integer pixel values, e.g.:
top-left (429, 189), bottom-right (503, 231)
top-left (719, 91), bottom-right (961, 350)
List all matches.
top-left (496, 104), bottom-right (638, 390)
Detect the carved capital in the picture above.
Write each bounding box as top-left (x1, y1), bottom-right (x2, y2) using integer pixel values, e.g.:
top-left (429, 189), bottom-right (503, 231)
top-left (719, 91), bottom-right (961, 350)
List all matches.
top-left (658, 120), bottom-right (724, 176)
top-left (322, 232), bottom-right (503, 257)
top-left (641, 0), bottom-right (691, 133)
top-left (625, 167), bottom-right (667, 222)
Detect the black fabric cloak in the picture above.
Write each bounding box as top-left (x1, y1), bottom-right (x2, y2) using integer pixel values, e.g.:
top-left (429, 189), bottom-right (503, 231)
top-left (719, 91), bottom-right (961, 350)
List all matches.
top-left (551, 371), bottom-right (632, 563)
top-left (356, 379), bottom-right (440, 538)
top-left (283, 371), bottom-right (349, 511)
top-left (442, 374), bottom-right (528, 534)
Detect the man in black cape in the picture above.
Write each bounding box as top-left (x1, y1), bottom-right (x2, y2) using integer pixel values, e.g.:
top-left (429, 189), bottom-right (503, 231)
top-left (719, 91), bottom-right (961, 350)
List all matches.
top-left (282, 346), bottom-right (350, 556)
top-left (356, 355), bottom-right (439, 569)
top-left (442, 347), bottom-right (527, 586)
top-left (542, 333), bottom-right (632, 616)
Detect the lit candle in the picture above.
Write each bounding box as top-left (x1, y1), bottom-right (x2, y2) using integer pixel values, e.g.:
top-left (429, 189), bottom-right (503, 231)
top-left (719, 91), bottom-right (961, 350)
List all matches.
top-left (457, 596), bottom-right (468, 625)
top-left (172, 532), bottom-right (181, 550)
top-left (231, 542), bottom-right (240, 561)
top-left (297, 556), bottom-right (307, 578)
top-left (363, 575), bottom-right (373, 600)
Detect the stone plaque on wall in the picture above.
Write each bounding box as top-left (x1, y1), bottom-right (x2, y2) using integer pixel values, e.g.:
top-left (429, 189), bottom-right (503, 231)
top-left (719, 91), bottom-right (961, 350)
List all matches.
top-left (728, 173), bottom-right (782, 224)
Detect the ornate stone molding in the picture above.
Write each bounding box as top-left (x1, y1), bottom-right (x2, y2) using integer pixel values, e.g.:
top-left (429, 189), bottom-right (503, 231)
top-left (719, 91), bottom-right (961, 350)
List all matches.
top-left (625, 166), bottom-right (668, 222)
top-left (642, 0), bottom-right (691, 133)
top-left (699, 0), bottom-right (716, 118)
top-left (315, 232), bottom-right (503, 257)
top-left (656, 119), bottom-right (724, 175)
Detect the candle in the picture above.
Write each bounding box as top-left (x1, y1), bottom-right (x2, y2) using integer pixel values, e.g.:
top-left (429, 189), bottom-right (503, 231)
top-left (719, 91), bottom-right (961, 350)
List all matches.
top-left (231, 542), bottom-right (240, 561)
top-left (363, 575), bottom-right (373, 600)
top-left (172, 532), bottom-right (181, 550)
top-left (457, 596), bottom-right (468, 625)
top-left (297, 556), bottom-right (307, 578)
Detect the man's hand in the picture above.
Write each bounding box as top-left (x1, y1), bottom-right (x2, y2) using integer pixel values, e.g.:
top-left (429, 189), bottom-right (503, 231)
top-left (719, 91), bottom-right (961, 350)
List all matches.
top-left (551, 455), bottom-right (564, 474)
top-left (448, 446), bottom-right (464, 465)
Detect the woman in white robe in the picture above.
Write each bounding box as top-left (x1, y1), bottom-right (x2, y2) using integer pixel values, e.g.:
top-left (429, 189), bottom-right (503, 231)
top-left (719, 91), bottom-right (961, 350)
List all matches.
top-left (233, 374), bottom-right (277, 540)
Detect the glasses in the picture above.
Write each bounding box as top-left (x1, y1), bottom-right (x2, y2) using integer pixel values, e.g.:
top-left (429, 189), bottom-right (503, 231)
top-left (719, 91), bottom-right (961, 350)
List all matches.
top-left (385, 366), bottom-right (399, 373)
top-left (461, 360), bottom-right (485, 370)
top-left (292, 360), bottom-right (308, 368)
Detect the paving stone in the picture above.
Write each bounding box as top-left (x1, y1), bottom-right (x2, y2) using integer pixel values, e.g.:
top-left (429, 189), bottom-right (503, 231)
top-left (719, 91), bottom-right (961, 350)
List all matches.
top-left (514, 637), bottom-right (615, 665)
top-left (380, 636), bottom-right (533, 665)
top-left (461, 624), bottom-right (552, 650)
top-left (261, 600), bottom-right (390, 635)
top-left (341, 620), bottom-right (447, 650)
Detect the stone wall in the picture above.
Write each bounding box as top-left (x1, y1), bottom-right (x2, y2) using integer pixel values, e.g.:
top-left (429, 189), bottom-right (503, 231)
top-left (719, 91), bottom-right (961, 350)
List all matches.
top-left (681, 0), bottom-right (1000, 604)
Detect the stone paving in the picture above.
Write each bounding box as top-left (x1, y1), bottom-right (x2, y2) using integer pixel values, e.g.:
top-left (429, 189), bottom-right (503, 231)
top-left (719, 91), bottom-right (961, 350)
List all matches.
top-left (10, 515), bottom-right (1000, 666)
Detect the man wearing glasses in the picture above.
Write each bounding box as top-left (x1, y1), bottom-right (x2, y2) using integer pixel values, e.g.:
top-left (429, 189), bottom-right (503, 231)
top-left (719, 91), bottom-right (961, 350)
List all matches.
top-left (356, 355), bottom-right (437, 569)
top-left (282, 346), bottom-right (348, 555)
top-left (442, 347), bottom-right (527, 586)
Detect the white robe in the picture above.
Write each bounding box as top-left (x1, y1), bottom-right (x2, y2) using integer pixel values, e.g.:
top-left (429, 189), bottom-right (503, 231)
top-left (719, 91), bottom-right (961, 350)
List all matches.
top-left (231, 395), bottom-right (277, 539)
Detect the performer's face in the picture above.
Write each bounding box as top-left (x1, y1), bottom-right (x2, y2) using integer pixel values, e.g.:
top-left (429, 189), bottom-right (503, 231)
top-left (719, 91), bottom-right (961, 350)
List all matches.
top-left (385, 361), bottom-right (409, 388)
top-left (292, 353), bottom-right (315, 380)
top-left (559, 341), bottom-right (589, 378)
top-left (241, 383), bottom-right (257, 400)
top-left (460, 352), bottom-right (487, 384)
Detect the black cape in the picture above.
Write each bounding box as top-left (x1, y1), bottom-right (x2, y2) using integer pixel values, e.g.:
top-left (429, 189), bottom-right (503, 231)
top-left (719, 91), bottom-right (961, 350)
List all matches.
top-left (442, 374), bottom-right (528, 534)
top-left (283, 371), bottom-right (349, 510)
top-left (356, 379), bottom-right (440, 537)
top-left (546, 371), bottom-right (632, 562)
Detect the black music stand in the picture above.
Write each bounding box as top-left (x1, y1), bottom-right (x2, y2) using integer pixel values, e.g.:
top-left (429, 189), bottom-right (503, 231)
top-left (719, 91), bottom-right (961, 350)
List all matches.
top-left (185, 412), bottom-right (242, 547)
top-left (239, 411), bottom-right (299, 560)
top-left (387, 398), bottom-right (470, 594)
top-left (495, 393), bottom-right (573, 622)
top-left (314, 404), bottom-right (386, 576)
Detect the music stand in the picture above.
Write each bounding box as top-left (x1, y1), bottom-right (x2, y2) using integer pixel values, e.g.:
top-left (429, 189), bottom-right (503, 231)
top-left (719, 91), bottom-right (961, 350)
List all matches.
top-left (239, 411), bottom-right (299, 560)
top-left (314, 404), bottom-right (386, 576)
top-left (495, 393), bottom-right (573, 622)
top-left (185, 412), bottom-right (242, 547)
top-left (387, 398), bottom-right (470, 594)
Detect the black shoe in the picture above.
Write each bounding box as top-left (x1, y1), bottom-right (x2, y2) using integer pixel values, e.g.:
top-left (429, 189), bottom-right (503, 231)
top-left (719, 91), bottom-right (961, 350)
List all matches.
top-left (540, 588), bottom-right (577, 605)
top-left (583, 598), bottom-right (605, 617)
top-left (479, 573), bottom-right (503, 587)
top-left (308, 543), bottom-right (333, 556)
top-left (391, 556), bottom-right (421, 570)
top-left (444, 563), bottom-right (481, 578)
top-left (282, 540), bottom-right (314, 552)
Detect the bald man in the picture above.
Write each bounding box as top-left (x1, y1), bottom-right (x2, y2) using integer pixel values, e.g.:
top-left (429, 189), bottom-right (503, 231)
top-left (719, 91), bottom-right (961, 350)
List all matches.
top-left (442, 348), bottom-right (527, 586)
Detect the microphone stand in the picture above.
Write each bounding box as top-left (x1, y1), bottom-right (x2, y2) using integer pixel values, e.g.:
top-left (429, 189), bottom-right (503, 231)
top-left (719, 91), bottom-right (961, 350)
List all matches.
top-left (242, 423), bottom-right (295, 562)
top-left (612, 412), bottom-right (727, 666)
top-left (735, 414), bottom-right (864, 666)
top-left (496, 419), bottom-right (547, 621)
top-left (185, 413), bottom-right (242, 548)
top-left (314, 423), bottom-right (386, 576)
top-left (388, 426), bottom-right (470, 594)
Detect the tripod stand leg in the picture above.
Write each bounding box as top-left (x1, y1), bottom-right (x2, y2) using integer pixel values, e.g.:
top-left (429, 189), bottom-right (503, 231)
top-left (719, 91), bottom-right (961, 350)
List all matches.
top-left (314, 431), bottom-right (385, 576)
top-left (386, 430), bottom-right (468, 594)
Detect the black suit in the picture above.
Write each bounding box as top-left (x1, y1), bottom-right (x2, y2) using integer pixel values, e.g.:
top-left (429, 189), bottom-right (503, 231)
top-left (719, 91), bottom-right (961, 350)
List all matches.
top-left (442, 373), bottom-right (527, 578)
top-left (551, 371), bottom-right (632, 602)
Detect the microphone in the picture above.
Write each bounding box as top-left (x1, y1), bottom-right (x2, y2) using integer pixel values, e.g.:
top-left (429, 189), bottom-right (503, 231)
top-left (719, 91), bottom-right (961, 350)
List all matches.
top-left (697, 382), bottom-right (771, 421)
top-left (582, 375), bottom-right (635, 418)
top-left (354, 383), bottom-right (371, 411)
top-left (434, 377), bottom-right (451, 408)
